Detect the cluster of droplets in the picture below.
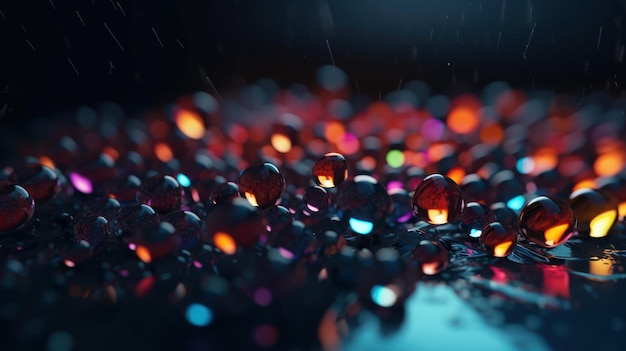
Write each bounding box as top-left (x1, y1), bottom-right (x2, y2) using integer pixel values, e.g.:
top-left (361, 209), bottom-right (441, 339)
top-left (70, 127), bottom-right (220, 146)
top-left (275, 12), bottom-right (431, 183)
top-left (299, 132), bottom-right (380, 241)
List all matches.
top-left (2, 83), bottom-right (626, 349)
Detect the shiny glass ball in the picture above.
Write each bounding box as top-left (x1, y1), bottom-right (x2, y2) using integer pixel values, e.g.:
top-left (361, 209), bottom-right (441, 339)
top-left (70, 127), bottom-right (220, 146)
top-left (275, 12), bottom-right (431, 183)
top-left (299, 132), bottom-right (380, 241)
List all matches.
top-left (238, 163), bottom-right (286, 209)
top-left (480, 222), bottom-right (518, 257)
top-left (519, 196), bottom-right (576, 248)
top-left (411, 174), bottom-right (463, 225)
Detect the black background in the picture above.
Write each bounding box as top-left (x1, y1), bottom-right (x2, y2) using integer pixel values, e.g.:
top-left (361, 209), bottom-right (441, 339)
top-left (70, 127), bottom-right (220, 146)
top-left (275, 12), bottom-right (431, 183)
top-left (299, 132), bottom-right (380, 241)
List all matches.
top-left (1, 0), bottom-right (626, 126)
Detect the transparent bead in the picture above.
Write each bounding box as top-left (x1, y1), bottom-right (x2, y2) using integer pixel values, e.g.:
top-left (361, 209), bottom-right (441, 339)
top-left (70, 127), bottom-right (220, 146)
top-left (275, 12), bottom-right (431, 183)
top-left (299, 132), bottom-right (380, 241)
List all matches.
top-left (312, 153), bottom-right (348, 188)
top-left (114, 204), bottom-right (160, 237)
top-left (302, 186), bottom-right (330, 213)
top-left (519, 196), bottom-right (575, 248)
top-left (238, 163), bottom-right (285, 208)
top-left (480, 222), bottom-right (517, 257)
top-left (136, 175), bottom-right (184, 214)
top-left (162, 210), bottom-right (203, 250)
top-left (10, 163), bottom-right (61, 204)
top-left (336, 175), bottom-right (391, 235)
top-left (74, 215), bottom-right (110, 248)
top-left (460, 202), bottom-right (495, 238)
top-left (569, 188), bottom-right (617, 239)
top-left (410, 240), bottom-right (449, 275)
top-left (0, 182), bottom-right (35, 234)
top-left (411, 174), bottom-right (463, 225)
top-left (210, 181), bottom-right (240, 205)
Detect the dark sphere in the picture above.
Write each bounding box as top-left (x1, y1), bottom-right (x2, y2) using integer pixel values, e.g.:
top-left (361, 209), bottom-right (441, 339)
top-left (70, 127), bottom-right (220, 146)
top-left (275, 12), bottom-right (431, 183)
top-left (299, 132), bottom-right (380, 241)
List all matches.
top-left (312, 152), bottom-right (348, 188)
top-left (412, 174), bottom-right (463, 225)
top-left (0, 182), bottom-right (34, 234)
top-left (480, 222), bottom-right (518, 257)
top-left (519, 196), bottom-right (575, 248)
top-left (238, 163), bottom-right (286, 209)
top-left (569, 188), bottom-right (618, 239)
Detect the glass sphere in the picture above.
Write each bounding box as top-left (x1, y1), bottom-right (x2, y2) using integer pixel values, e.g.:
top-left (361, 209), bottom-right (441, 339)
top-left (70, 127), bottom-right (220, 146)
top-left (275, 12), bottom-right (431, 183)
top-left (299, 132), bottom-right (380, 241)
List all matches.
top-left (136, 175), bottom-right (184, 214)
top-left (62, 240), bottom-right (92, 268)
top-left (303, 186), bottom-right (330, 213)
top-left (114, 204), bottom-right (160, 237)
top-left (335, 175), bottom-right (391, 235)
top-left (262, 205), bottom-right (293, 234)
top-left (460, 202), bottom-right (495, 238)
top-left (130, 222), bottom-right (180, 263)
top-left (410, 240), bottom-right (449, 275)
top-left (312, 152), bottom-right (348, 188)
top-left (388, 188), bottom-right (413, 224)
top-left (84, 197), bottom-right (121, 220)
top-left (210, 181), bottom-right (240, 205)
top-left (104, 175), bottom-right (142, 205)
top-left (460, 173), bottom-right (492, 205)
top-left (519, 196), bottom-right (576, 248)
top-left (238, 163), bottom-right (286, 208)
top-left (161, 210), bottom-right (204, 250)
top-left (411, 174), bottom-right (463, 225)
top-left (10, 163), bottom-right (61, 204)
top-left (74, 215), bottom-right (110, 248)
top-left (0, 182), bottom-right (35, 234)
top-left (205, 198), bottom-right (266, 254)
top-left (569, 188), bottom-right (618, 238)
top-left (480, 222), bottom-right (518, 257)
top-left (490, 202), bottom-right (519, 230)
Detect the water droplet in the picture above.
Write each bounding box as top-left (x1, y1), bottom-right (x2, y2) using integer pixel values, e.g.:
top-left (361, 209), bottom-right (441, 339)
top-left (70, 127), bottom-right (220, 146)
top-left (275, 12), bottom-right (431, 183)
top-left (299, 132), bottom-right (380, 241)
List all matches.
top-left (569, 188), bottom-right (617, 238)
top-left (210, 181), bottom-right (240, 205)
top-left (114, 204), bottom-right (160, 237)
top-left (10, 163), bottom-right (61, 204)
top-left (238, 163), bottom-right (285, 208)
top-left (460, 202), bottom-right (495, 238)
top-left (161, 210), bottom-right (203, 249)
top-left (480, 222), bottom-right (517, 257)
top-left (136, 175), bottom-right (184, 214)
top-left (0, 182), bottom-right (34, 234)
top-left (74, 215), bottom-right (110, 248)
top-left (312, 153), bottom-right (348, 188)
top-left (303, 186), bottom-right (330, 213)
top-left (519, 196), bottom-right (575, 248)
top-left (336, 175), bottom-right (391, 234)
top-left (410, 240), bottom-right (449, 275)
top-left (412, 174), bottom-right (463, 225)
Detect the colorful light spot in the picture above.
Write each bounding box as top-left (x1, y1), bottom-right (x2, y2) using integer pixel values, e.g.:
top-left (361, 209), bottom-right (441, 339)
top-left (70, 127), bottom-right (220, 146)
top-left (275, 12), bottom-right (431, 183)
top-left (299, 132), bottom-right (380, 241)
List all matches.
top-left (270, 134), bottom-right (292, 153)
top-left (386, 149), bottom-right (405, 168)
top-left (69, 172), bottom-right (93, 194)
top-left (370, 285), bottom-right (398, 307)
top-left (176, 173), bottom-right (191, 187)
top-left (214, 232), bottom-right (237, 255)
top-left (589, 210), bottom-right (617, 238)
top-left (176, 109), bottom-right (205, 140)
top-left (186, 303), bottom-right (213, 327)
top-left (349, 218), bottom-right (374, 235)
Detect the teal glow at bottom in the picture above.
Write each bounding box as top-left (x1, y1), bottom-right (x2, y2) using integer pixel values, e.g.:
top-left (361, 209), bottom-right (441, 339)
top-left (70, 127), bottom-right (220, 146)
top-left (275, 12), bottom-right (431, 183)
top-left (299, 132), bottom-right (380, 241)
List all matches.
top-left (506, 195), bottom-right (525, 211)
top-left (186, 303), bottom-right (213, 327)
top-left (349, 218), bottom-right (374, 235)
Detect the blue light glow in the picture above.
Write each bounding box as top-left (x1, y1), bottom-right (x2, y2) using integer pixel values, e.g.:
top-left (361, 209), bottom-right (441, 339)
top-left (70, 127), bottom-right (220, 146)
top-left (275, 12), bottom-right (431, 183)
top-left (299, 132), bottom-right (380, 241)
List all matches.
top-left (177, 173), bottom-right (191, 187)
top-left (469, 228), bottom-right (482, 238)
top-left (186, 303), bottom-right (213, 327)
top-left (349, 218), bottom-right (374, 235)
top-left (506, 195), bottom-right (525, 211)
top-left (516, 157), bottom-right (534, 174)
top-left (370, 285), bottom-right (397, 307)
